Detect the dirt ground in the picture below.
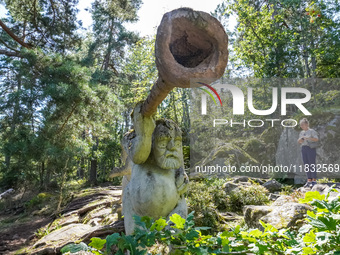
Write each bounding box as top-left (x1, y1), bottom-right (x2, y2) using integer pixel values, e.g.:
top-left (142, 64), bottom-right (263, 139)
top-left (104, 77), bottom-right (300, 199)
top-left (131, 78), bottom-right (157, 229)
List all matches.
top-left (0, 211), bottom-right (51, 255)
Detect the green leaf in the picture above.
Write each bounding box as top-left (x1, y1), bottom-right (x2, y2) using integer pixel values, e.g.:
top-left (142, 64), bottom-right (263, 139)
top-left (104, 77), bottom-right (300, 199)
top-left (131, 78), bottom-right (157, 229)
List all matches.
top-left (300, 191), bottom-right (325, 203)
top-left (303, 230), bottom-right (316, 244)
top-left (234, 225), bottom-right (241, 234)
top-left (307, 216), bottom-right (328, 230)
top-left (249, 229), bottom-right (263, 238)
top-left (140, 215), bottom-right (153, 229)
top-left (150, 218), bottom-right (167, 231)
top-left (317, 216), bottom-right (337, 231)
top-left (106, 233), bottom-right (120, 251)
top-left (302, 247), bottom-right (316, 255)
top-left (311, 199), bottom-right (329, 210)
top-left (60, 242), bottom-right (88, 253)
top-left (185, 229), bottom-right (199, 240)
top-left (170, 213), bottom-right (186, 229)
top-left (259, 220), bottom-right (278, 232)
top-left (89, 237), bottom-right (106, 250)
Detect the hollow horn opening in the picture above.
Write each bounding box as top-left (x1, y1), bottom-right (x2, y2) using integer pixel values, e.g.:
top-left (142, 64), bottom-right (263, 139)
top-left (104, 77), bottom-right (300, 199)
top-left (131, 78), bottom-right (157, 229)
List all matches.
top-left (154, 8), bottom-right (229, 89)
top-left (169, 17), bottom-right (215, 68)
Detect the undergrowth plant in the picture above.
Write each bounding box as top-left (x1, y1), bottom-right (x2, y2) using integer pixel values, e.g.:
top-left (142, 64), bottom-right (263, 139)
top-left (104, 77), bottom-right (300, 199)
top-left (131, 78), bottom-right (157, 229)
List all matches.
top-left (61, 186), bottom-right (340, 255)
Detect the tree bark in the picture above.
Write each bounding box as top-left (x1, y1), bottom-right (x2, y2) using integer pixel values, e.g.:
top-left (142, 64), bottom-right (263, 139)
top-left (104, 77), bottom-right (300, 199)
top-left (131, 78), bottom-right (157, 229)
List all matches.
top-left (89, 159), bottom-right (97, 185)
top-left (40, 161), bottom-right (45, 189)
top-left (89, 137), bottom-right (99, 185)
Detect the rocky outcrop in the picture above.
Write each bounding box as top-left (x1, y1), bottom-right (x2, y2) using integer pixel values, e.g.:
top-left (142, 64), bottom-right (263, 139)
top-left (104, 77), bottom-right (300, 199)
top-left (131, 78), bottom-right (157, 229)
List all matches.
top-left (297, 183), bottom-right (340, 201)
top-left (244, 197), bottom-right (310, 230)
top-left (24, 186), bottom-right (123, 255)
top-left (244, 205), bottom-right (274, 228)
top-left (244, 183), bottom-right (340, 230)
top-left (260, 203), bottom-right (311, 229)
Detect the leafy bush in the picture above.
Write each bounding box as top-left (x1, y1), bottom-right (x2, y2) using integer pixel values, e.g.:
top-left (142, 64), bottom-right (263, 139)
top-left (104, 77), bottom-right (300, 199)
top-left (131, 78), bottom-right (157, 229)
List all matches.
top-left (186, 178), bottom-right (229, 233)
top-left (186, 179), bottom-right (269, 233)
top-left (227, 184), bottom-right (270, 212)
top-left (25, 192), bottom-right (53, 209)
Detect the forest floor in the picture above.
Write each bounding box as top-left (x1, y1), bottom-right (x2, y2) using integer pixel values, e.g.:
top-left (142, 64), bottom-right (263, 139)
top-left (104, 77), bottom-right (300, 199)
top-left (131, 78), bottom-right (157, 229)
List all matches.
top-left (0, 186), bottom-right (54, 255)
top-left (0, 213), bottom-right (51, 255)
top-left (0, 181), bottom-right (122, 255)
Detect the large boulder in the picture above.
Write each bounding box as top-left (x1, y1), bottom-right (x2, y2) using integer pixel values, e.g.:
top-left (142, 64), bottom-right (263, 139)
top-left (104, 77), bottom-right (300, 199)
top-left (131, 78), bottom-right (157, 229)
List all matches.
top-left (244, 193), bottom-right (311, 230)
top-left (272, 195), bottom-right (297, 206)
top-left (261, 203), bottom-right (312, 229)
top-left (193, 143), bottom-right (259, 178)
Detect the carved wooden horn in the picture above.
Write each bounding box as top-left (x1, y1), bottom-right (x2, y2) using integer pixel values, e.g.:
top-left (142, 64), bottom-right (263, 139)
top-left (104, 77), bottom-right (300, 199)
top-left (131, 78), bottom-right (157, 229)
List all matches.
top-left (140, 7), bottom-right (229, 117)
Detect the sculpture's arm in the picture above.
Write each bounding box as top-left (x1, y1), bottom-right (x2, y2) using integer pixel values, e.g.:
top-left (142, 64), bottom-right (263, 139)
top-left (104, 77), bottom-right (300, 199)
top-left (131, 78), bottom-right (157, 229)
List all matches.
top-left (128, 102), bottom-right (156, 165)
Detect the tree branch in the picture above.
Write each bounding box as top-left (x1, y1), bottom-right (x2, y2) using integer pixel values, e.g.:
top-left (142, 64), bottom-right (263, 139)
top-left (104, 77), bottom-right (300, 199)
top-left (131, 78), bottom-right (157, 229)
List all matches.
top-left (0, 49), bottom-right (22, 57)
top-left (56, 103), bottom-right (78, 135)
top-left (0, 38), bottom-right (19, 52)
top-left (0, 19), bottom-right (32, 49)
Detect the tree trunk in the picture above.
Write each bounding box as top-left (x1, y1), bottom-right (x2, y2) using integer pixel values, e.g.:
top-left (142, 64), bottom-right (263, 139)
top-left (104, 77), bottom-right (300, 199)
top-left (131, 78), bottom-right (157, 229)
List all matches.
top-left (5, 75), bottom-right (22, 170)
top-left (89, 137), bottom-right (99, 185)
top-left (44, 165), bottom-right (52, 190)
top-left (89, 159), bottom-right (97, 185)
top-left (78, 157), bottom-right (85, 179)
top-left (40, 161), bottom-right (45, 189)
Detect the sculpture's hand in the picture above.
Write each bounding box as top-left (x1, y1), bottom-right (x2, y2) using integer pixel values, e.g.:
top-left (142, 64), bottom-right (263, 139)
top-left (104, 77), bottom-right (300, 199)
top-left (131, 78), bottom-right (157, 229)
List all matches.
top-left (132, 101), bottom-right (156, 137)
top-left (176, 171), bottom-right (189, 195)
top-left (128, 101), bottom-right (156, 165)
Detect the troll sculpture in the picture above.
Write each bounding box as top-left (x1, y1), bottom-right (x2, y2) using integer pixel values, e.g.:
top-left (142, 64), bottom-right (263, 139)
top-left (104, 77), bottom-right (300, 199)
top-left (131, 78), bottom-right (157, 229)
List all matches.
top-left (110, 7), bottom-right (228, 235)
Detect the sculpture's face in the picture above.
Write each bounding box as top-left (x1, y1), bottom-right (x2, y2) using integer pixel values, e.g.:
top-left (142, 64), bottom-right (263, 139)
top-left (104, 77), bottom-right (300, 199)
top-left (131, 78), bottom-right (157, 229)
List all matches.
top-left (152, 122), bottom-right (183, 170)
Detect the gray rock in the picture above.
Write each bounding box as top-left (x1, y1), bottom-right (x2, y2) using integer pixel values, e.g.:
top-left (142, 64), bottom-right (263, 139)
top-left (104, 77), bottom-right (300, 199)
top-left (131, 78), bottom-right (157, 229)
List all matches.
top-left (26, 186), bottom-right (124, 255)
top-left (33, 224), bottom-right (95, 249)
top-left (261, 203), bottom-right (312, 229)
top-left (311, 184), bottom-right (340, 201)
top-left (272, 195), bottom-right (297, 206)
top-left (262, 180), bottom-right (282, 192)
top-left (312, 184), bottom-right (332, 195)
top-left (268, 193), bottom-right (281, 201)
top-left (223, 182), bottom-right (239, 193)
top-left (238, 181), bottom-right (252, 186)
top-left (296, 186), bottom-right (312, 193)
top-left (233, 176), bottom-right (250, 183)
top-left (54, 214), bottom-right (79, 230)
top-left (243, 205), bottom-right (273, 228)
top-left (297, 183), bottom-right (340, 201)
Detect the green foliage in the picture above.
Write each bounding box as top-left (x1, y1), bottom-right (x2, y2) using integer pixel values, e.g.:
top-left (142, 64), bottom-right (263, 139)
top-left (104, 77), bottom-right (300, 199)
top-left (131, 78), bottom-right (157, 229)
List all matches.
top-left (61, 188), bottom-right (340, 255)
top-left (220, 0), bottom-right (340, 78)
top-left (60, 242), bottom-right (89, 253)
top-left (25, 192), bottom-right (53, 209)
top-left (227, 184), bottom-right (270, 212)
top-left (186, 179), bottom-right (229, 233)
top-left (89, 237), bottom-right (107, 250)
top-left (0, 0), bottom-right (142, 188)
top-left (293, 186), bottom-right (340, 254)
top-left (186, 179), bottom-right (269, 235)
